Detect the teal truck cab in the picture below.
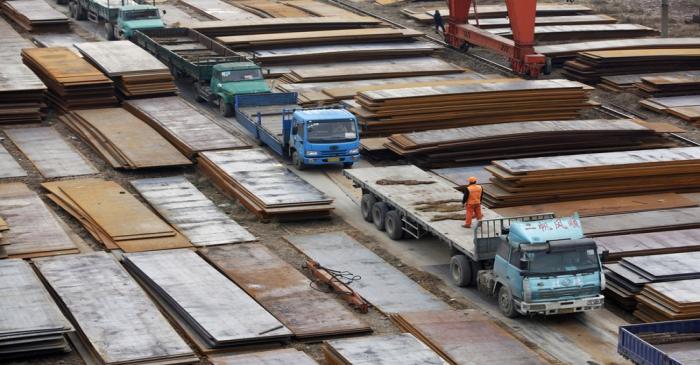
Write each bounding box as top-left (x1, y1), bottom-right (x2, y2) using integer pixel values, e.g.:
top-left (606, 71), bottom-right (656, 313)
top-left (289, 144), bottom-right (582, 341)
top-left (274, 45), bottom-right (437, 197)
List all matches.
top-left (68, 0), bottom-right (164, 40)
top-left (133, 28), bottom-right (271, 117)
top-left (473, 215), bottom-right (605, 317)
top-left (235, 93), bottom-right (361, 169)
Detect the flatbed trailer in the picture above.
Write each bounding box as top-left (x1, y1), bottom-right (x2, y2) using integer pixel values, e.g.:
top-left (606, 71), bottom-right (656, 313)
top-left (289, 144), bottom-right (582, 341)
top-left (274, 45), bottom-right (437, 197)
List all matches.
top-left (618, 320), bottom-right (700, 365)
top-left (343, 165), bottom-right (550, 268)
top-left (234, 92), bottom-right (299, 158)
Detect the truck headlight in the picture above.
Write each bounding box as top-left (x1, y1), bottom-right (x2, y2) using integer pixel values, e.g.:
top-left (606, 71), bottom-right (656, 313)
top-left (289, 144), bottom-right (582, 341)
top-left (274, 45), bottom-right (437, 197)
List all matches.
top-left (306, 150), bottom-right (318, 156)
top-left (348, 148), bottom-right (360, 155)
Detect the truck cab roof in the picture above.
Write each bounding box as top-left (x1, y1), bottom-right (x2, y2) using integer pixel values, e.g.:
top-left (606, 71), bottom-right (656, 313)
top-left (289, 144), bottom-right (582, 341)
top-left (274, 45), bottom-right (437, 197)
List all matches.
top-left (120, 4), bottom-right (157, 11)
top-left (213, 62), bottom-right (260, 71)
top-left (508, 215), bottom-right (584, 246)
top-left (293, 108), bottom-right (355, 122)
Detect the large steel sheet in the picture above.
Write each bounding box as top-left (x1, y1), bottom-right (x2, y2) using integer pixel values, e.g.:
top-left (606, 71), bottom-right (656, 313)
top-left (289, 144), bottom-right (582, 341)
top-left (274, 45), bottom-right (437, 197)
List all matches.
top-left (201, 243), bottom-right (370, 338)
top-left (75, 41), bottom-right (169, 76)
top-left (285, 231), bottom-right (448, 314)
top-left (5, 127), bottom-right (97, 178)
top-left (209, 349), bottom-right (318, 365)
top-left (180, 0), bottom-right (259, 20)
top-left (123, 249), bottom-right (291, 346)
top-left (131, 176), bottom-right (256, 246)
top-left (34, 252), bottom-right (195, 365)
top-left (324, 333), bottom-right (447, 364)
top-left (0, 143), bottom-right (26, 179)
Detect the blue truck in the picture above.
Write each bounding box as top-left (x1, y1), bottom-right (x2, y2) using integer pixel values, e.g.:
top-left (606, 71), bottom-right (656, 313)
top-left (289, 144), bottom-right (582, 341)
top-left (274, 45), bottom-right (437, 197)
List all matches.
top-left (234, 92), bottom-right (361, 169)
top-left (618, 319), bottom-right (700, 365)
top-left (474, 214), bottom-right (606, 317)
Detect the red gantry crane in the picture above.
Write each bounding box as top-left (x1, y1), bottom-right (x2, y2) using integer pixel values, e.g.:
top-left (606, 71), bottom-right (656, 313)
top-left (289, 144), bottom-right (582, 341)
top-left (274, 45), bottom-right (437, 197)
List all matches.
top-left (446, 0), bottom-right (546, 77)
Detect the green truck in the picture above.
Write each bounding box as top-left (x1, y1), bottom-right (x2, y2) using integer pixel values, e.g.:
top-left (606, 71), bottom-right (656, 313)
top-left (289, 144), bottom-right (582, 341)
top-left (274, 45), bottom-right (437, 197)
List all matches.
top-left (133, 28), bottom-right (271, 117)
top-left (68, 0), bottom-right (164, 40)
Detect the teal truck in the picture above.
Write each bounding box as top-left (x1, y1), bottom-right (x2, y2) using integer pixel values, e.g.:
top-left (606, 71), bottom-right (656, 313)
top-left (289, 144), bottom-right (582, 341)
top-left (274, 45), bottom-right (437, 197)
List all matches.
top-left (68, 0), bottom-right (164, 40)
top-left (133, 28), bottom-right (271, 117)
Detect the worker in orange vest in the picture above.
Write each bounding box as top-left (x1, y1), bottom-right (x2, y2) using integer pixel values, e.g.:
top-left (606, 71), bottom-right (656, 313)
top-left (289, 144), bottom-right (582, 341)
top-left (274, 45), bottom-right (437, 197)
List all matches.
top-left (462, 176), bottom-right (483, 228)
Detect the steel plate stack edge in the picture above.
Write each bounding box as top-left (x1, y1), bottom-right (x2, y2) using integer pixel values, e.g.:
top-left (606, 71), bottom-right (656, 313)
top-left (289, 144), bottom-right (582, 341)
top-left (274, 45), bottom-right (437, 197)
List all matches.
top-left (198, 149), bottom-right (334, 221)
top-left (0, 0), bottom-right (70, 32)
top-left (34, 252), bottom-right (198, 365)
top-left (0, 259), bottom-right (74, 358)
top-left (604, 252), bottom-right (700, 313)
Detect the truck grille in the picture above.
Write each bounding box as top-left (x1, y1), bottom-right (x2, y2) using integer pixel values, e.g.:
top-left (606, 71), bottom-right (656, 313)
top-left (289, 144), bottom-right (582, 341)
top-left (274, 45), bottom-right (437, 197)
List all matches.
top-left (537, 285), bottom-right (598, 300)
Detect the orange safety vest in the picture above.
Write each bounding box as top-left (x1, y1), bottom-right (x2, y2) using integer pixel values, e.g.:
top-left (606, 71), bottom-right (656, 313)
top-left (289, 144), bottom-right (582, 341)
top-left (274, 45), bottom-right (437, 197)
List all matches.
top-left (467, 184), bottom-right (482, 205)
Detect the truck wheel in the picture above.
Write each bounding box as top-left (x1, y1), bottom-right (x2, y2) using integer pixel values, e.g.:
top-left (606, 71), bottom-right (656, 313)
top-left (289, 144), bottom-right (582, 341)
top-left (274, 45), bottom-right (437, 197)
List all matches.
top-left (498, 285), bottom-right (519, 318)
top-left (360, 194), bottom-right (375, 222)
top-left (105, 23), bottom-right (116, 40)
top-left (292, 151), bottom-right (305, 171)
top-left (343, 162), bottom-right (353, 169)
top-left (450, 255), bottom-right (473, 287)
top-left (371, 202), bottom-right (388, 231)
top-left (219, 98), bottom-right (234, 117)
top-left (384, 210), bottom-right (403, 240)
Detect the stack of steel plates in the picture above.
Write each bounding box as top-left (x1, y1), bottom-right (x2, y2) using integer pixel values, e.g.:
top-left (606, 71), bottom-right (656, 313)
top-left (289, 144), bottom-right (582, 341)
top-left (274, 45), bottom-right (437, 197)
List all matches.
top-left (384, 119), bottom-right (671, 167)
top-left (390, 310), bottom-right (546, 364)
top-left (635, 71), bottom-right (700, 96)
top-left (593, 228), bottom-right (700, 260)
top-left (350, 79), bottom-right (593, 135)
top-left (188, 16), bottom-right (382, 37)
top-left (604, 252), bottom-right (700, 313)
top-left (252, 41), bottom-right (439, 65)
top-left (198, 149), bottom-right (334, 221)
top-left (124, 97), bottom-right (250, 158)
top-left (21, 47), bottom-right (117, 112)
top-left (34, 252), bottom-right (198, 365)
top-left (0, 0), bottom-right (69, 32)
top-left (235, 1), bottom-right (312, 17)
top-left (641, 95), bottom-right (700, 122)
top-left (0, 259), bottom-right (74, 358)
top-left (217, 28), bottom-right (423, 49)
top-left (201, 243), bottom-right (371, 339)
top-left (488, 24), bottom-right (658, 42)
top-left (401, 4), bottom-right (593, 23)
top-left (563, 49), bottom-right (700, 84)
top-left (323, 334), bottom-right (446, 364)
top-left (60, 108), bottom-right (192, 169)
top-left (74, 41), bottom-right (177, 98)
top-left (209, 349), bottom-right (319, 365)
top-left (123, 249), bottom-right (292, 351)
top-left (536, 38), bottom-right (700, 64)
top-left (0, 18), bottom-right (46, 124)
top-left (41, 179), bottom-right (192, 252)
top-left (636, 279), bottom-right (700, 321)
top-left (483, 147), bottom-right (700, 207)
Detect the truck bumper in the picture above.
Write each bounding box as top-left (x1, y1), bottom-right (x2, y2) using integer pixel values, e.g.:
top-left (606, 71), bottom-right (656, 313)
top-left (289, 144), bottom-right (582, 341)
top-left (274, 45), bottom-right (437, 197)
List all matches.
top-left (517, 294), bottom-right (604, 315)
top-left (303, 154), bottom-right (360, 165)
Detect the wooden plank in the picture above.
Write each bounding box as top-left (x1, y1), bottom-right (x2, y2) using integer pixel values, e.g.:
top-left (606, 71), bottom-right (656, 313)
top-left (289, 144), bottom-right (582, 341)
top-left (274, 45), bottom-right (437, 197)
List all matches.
top-left (5, 127), bottom-right (97, 178)
top-left (123, 97), bottom-right (249, 157)
top-left (209, 349), bottom-right (318, 365)
top-left (123, 249), bottom-right (292, 348)
top-left (0, 183), bottom-right (78, 258)
top-left (391, 310), bottom-right (546, 365)
top-left (34, 252), bottom-right (197, 365)
top-left (131, 176), bottom-right (256, 246)
top-left (74, 41), bottom-right (169, 76)
top-left (0, 143), bottom-right (27, 179)
top-left (284, 231), bottom-right (449, 314)
top-left (323, 333), bottom-right (447, 364)
top-left (201, 243), bottom-right (371, 339)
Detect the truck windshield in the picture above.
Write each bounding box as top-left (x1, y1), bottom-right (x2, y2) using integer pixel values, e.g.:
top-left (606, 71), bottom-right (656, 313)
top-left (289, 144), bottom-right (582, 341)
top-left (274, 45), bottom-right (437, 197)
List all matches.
top-left (306, 120), bottom-right (357, 143)
top-left (526, 248), bottom-right (598, 275)
top-left (122, 9), bottom-right (159, 20)
top-left (219, 69), bottom-right (263, 82)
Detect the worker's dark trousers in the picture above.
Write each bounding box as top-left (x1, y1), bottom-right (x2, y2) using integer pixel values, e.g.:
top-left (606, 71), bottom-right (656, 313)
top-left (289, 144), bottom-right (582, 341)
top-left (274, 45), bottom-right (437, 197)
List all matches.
top-left (465, 204), bottom-right (483, 227)
top-left (436, 24), bottom-right (445, 33)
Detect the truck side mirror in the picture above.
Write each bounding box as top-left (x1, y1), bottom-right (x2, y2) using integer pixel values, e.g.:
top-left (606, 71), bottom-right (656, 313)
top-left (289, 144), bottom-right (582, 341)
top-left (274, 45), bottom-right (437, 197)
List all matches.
top-left (600, 249), bottom-right (609, 263)
top-left (519, 258), bottom-right (528, 271)
top-left (291, 125), bottom-right (298, 135)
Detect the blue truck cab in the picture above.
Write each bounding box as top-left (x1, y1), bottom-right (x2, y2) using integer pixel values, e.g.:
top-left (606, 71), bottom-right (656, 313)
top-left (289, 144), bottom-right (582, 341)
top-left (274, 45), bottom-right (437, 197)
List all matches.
top-left (235, 93), bottom-right (361, 169)
top-left (474, 215), bottom-right (605, 317)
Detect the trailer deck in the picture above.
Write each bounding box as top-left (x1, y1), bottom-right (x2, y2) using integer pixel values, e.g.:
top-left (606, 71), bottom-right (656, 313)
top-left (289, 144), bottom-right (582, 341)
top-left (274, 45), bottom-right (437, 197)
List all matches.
top-left (344, 165), bottom-right (500, 257)
top-left (237, 103), bottom-right (297, 143)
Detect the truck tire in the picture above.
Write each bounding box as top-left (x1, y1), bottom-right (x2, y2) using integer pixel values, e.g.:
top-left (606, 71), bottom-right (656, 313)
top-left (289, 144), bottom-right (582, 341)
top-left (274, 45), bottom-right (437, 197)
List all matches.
top-left (371, 202), bottom-right (389, 231)
top-left (292, 151), bottom-right (305, 171)
top-left (219, 98), bottom-right (234, 117)
top-left (450, 255), bottom-right (473, 287)
top-left (360, 194), bottom-right (375, 222)
top-left (105, 23), bottom-right (116, 41)
top-left (498, 285), bottom-right (519, 318)
top-left (384, 210), bottom-right (403, 240)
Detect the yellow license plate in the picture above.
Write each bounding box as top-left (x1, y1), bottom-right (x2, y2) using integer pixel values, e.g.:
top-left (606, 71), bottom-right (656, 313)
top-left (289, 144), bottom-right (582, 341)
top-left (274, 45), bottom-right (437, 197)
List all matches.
top-left (327, 157), bottom-right (340, 162)
top-left (559, 308), bottom-right (575, 314)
